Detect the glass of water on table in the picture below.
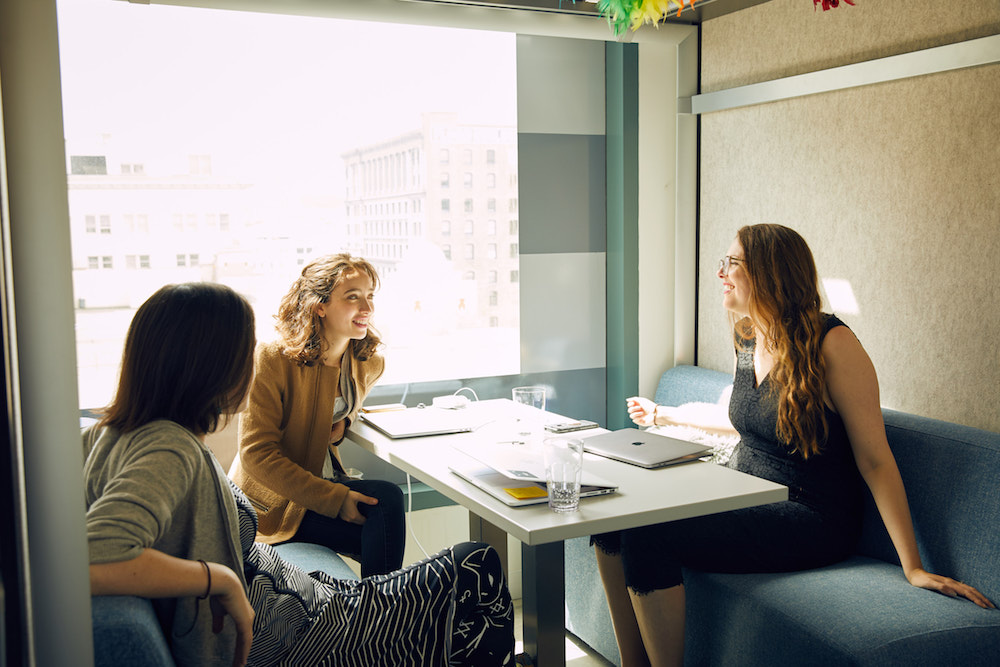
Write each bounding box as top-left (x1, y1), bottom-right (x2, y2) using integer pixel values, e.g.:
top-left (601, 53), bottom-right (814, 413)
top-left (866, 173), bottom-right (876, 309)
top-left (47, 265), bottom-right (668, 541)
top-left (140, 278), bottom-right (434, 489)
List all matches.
top-left (543, 436), bottom-right (584, 513)
top-left (512, 386), bottom-right (546, 443)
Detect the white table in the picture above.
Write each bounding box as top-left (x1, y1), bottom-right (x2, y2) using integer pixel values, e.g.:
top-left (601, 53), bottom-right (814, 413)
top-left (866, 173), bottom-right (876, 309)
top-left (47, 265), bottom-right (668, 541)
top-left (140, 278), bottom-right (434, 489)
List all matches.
top-left (347, 399), bottom-right (787, 666)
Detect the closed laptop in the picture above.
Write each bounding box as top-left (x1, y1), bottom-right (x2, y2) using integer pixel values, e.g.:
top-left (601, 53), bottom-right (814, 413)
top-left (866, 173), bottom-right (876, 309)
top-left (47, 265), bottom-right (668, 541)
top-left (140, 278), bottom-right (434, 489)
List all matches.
top-left (358, 407), bottom-right (480, 439)
top-left (582, 428), bottom-right (712, 469)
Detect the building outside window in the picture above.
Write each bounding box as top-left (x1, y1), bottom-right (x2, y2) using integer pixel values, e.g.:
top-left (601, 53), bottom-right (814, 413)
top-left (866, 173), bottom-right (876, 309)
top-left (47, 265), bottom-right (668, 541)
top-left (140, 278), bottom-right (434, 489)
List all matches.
top-left (60, 0), bottom-right (519, 404)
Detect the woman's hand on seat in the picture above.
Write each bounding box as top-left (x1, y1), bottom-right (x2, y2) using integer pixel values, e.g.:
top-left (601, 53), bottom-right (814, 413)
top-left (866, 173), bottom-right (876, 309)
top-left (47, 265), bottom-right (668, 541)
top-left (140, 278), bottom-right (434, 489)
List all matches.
top-left (207, 563), bottom-right (255, 667)
top-left (906, 568), bottom-right (995, 609)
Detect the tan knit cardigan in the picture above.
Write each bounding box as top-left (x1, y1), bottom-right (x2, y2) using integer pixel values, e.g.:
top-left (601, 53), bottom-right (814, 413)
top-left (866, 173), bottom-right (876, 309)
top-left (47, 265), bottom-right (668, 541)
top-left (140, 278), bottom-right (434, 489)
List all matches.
top-left (230, 340), bottom-right (384, 544)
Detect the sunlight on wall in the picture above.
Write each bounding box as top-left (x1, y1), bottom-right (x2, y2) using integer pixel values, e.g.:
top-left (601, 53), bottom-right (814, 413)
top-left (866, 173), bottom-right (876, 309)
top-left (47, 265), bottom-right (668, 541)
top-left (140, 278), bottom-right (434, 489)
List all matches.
top-left (821, 277), bottom-right (860, 316)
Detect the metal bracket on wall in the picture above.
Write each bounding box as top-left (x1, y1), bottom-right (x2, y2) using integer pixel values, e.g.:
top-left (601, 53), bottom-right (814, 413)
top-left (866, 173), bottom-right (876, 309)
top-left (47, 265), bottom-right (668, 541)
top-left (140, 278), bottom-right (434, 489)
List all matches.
top-left (679, 33), bottom-right (1000, 115)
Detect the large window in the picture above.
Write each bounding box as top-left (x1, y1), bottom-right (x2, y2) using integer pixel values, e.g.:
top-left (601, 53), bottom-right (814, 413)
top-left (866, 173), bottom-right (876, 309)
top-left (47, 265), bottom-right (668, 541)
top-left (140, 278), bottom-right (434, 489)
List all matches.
top-left (58, 0), bottom-right (520, 408)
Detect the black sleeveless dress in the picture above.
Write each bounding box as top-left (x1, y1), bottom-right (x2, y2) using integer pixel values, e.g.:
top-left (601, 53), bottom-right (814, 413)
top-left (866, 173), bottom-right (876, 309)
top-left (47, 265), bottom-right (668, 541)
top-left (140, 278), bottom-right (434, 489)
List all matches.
top-left (593, 314), bottom-right (864, 594)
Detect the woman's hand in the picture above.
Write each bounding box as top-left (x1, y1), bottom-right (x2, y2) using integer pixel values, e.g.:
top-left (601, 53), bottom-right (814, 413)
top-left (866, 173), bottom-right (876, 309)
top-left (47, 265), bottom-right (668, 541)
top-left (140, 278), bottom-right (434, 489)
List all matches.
top-left (907, 568), bottom-right (995, 609)
top-left (626, 397), bottom-right (657, 427)
top-left (90, 551), bottom-right (255, 667)
top-left (207, 563), bottom-right (256, 667)
top-left (337, 490), bottom-right (379, 525)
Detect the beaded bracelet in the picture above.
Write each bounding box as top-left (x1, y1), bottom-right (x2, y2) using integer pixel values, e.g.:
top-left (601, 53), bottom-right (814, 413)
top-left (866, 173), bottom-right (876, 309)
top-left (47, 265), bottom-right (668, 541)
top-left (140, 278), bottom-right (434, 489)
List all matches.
top-left (197, 560), bottom-right (211, 600)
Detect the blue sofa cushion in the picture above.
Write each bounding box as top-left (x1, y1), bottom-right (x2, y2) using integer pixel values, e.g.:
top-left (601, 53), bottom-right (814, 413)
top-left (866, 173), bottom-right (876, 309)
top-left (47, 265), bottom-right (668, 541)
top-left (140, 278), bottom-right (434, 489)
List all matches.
top-left (684, 556), bottom-right (1000, 667)
top-left (272, 542), bottom-right (360, 580)
top-left (565, 536), bottom-right (622, 666)
top-left (92, 595), bottom-right (174, 667)
top-left (654, 365), bottom-right (733, 408)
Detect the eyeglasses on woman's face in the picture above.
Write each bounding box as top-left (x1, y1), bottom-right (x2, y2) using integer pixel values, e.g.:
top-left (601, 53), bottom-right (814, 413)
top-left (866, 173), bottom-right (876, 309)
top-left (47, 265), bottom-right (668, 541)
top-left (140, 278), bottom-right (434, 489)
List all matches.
top-left (718, 256), bottom-right (745, 276)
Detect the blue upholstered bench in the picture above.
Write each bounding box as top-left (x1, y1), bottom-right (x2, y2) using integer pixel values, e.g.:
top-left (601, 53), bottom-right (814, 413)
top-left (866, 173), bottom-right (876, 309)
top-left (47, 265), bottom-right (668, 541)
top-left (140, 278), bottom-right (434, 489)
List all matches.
top-left (565, 365), bottom-right (1000, 666)
top-left (92, 542), bottom-right (358, 667)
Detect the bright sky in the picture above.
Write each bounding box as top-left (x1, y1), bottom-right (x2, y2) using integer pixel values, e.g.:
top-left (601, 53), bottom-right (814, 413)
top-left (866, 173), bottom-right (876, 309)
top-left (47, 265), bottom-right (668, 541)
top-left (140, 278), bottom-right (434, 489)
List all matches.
top-left (55, 0), bottom-right (517, 189)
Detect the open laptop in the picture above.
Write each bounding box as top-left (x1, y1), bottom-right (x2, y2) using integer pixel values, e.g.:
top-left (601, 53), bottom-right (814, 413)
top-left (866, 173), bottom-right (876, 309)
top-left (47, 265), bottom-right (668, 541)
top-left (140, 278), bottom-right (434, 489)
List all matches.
top-left (582, 428), bottom-right (713, 469)
top-left (449, 464), bottom-right (617, 507)
top-left (358, 406), bottom-right (485, 439)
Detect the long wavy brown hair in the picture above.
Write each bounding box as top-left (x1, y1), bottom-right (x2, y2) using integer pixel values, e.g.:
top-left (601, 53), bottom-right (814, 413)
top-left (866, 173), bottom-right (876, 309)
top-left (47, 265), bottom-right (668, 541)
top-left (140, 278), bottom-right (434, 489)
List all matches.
top-left (276, 253), bottom-right (382, 365)
top-left (732, 224), bottom-right (827, 458)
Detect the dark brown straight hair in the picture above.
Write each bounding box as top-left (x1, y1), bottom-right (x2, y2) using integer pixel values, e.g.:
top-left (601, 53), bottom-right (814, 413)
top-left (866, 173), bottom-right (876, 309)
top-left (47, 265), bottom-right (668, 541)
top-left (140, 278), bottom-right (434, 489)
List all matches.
top-left (100, 282), bottom-right (256, 435)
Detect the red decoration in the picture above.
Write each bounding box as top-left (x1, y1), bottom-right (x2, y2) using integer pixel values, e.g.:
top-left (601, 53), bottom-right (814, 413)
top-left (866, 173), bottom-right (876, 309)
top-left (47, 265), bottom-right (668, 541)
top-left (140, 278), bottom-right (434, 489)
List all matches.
top-left (814, 0), bottom-right (856, 10)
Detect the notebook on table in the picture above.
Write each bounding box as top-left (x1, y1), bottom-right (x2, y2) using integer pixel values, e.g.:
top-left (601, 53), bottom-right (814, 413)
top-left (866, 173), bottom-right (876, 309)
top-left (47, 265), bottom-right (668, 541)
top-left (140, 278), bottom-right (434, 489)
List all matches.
top-left (449, 464), bottom-right (617, 507)
top-left (358, 406), bottom-right (484, 439)
top-left (582, 428), bottom-right (713, 469)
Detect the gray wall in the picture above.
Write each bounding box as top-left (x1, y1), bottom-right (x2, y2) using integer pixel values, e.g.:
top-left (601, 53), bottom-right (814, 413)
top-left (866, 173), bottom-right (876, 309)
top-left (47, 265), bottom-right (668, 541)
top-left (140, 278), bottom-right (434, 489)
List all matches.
top-left (514, 34), bottom-right (609, 423)
top-left (697, 0), bottom-right (1000, 433)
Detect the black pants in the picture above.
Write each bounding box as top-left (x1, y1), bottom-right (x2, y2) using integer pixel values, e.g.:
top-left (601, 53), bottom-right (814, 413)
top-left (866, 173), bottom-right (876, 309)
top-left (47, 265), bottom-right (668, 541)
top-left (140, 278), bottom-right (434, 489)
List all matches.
top-left (291, 478), bottom-right (406, 578)
top-left (592, 499), bottom-right (858, 594)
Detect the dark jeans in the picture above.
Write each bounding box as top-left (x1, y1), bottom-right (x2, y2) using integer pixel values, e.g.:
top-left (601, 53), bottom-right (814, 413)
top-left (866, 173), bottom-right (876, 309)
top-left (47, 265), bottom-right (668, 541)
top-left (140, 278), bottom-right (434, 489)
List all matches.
top-left (291, 478), bottom-right (406, 578)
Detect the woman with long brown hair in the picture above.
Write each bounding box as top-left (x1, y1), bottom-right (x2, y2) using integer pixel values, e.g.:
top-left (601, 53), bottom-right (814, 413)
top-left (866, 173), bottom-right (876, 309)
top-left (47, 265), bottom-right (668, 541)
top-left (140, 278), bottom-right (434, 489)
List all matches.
top-left (230, 254), bottom-right (405, 578)
top-left (595, 224), bottom-right (992, 666)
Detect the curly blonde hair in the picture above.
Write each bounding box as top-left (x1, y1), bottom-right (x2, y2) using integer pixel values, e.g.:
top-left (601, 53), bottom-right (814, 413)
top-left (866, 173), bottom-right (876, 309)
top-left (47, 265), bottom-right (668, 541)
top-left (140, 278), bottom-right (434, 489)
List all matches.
top-left (276, 254), bottom-right (381, 365)
top-left (732, 224), bottom-right (827, 458)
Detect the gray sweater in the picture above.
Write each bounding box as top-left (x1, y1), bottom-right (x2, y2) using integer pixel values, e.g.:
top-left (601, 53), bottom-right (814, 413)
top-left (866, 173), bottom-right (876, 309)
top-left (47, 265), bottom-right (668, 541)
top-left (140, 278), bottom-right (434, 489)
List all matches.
top-left (84, 420), bottom-right (247, 667)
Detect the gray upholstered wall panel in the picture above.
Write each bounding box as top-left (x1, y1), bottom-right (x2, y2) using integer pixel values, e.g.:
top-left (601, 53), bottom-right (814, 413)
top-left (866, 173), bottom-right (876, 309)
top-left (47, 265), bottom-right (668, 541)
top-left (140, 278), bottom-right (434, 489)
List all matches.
top-left (518, 133), bottom-right (606, 254)
top-left (698, 0), bottom-right (1000, 432)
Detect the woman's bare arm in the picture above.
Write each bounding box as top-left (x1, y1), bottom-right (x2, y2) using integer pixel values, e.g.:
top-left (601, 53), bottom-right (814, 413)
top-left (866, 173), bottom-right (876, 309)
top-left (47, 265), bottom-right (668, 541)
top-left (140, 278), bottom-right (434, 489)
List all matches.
top-left (91, 549), bottom-right (255, 665)
top-left (824, 327), bottom-right (993, 609)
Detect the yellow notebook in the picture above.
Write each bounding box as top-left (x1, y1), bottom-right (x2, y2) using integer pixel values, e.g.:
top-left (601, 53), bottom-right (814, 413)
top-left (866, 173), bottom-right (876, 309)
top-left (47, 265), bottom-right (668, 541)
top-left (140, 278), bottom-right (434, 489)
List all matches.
top-left (503, 486), bottom-right (548, 500)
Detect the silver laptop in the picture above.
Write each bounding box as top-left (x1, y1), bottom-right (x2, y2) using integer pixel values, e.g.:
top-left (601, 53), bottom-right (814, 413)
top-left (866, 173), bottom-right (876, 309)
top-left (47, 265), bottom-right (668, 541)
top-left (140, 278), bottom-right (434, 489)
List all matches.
top-left (449, 464), bottom-right (617, 507)
top-left (358, 407), bottom-right (482, 439)
top-left (582, 428), bottom-right (712, 469)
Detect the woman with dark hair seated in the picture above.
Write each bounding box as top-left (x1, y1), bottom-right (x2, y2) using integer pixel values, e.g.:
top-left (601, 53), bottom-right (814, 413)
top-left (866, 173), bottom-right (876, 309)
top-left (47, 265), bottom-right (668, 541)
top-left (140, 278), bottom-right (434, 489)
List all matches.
top-left (84, 282), bottom-right (514, 667)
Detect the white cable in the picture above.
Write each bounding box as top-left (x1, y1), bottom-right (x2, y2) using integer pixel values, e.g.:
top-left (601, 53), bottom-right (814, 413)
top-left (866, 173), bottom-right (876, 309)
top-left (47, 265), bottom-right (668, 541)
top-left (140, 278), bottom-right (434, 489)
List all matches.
top-left (452, 387), bottom-right (479, 401)
top-left (405, 473), bottom-right (430, 559)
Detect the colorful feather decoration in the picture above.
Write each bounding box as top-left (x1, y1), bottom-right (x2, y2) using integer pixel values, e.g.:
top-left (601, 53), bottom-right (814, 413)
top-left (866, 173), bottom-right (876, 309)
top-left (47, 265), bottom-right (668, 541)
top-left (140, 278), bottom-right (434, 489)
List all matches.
top-left (597, 0), bottom-right (698, 36)
top-left (597, 0), bottom-right (855, 37)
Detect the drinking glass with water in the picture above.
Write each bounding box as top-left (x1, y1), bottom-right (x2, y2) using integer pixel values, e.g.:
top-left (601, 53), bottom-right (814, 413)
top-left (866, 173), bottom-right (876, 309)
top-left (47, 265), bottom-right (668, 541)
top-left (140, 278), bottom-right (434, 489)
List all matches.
top-left (543, 437), bottom-right (584, 512)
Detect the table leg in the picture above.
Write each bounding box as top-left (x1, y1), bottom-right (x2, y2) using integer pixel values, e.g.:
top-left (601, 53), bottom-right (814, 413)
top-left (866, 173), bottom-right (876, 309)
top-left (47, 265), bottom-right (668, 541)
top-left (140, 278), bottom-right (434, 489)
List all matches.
top-left (469, 513), bottom-right (508, 576)
top-left (521, 541), bottom-right (565, 667)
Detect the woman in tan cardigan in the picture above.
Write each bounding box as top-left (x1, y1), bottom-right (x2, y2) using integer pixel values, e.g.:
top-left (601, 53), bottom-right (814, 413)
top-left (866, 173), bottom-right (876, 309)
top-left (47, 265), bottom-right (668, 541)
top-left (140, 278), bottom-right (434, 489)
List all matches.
top-left (231, 254), bottom-right (405, 577)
